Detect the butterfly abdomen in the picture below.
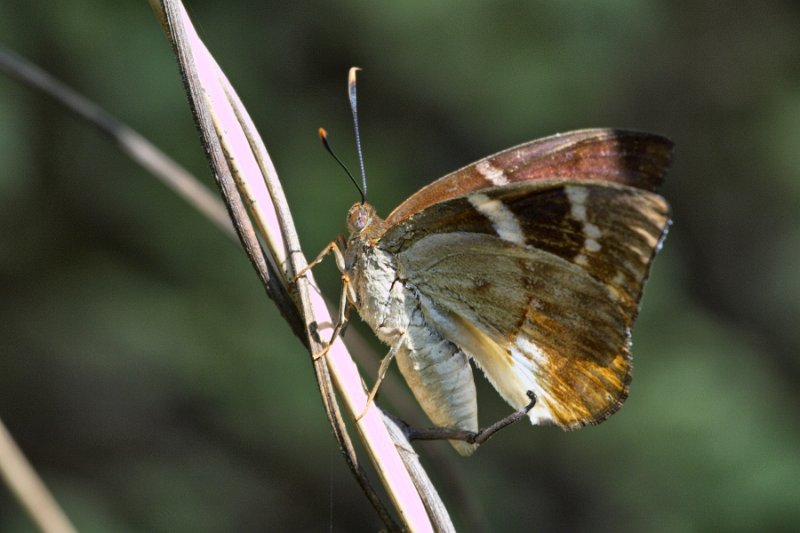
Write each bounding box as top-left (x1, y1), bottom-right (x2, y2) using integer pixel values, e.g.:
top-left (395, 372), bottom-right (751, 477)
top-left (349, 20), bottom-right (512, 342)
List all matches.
top-left (348, 236), bottom-right (480, 455)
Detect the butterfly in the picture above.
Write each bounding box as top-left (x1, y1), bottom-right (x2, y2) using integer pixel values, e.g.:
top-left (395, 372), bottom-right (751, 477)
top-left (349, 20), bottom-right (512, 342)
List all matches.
top-left (307, 71), bottom-right (672, 455)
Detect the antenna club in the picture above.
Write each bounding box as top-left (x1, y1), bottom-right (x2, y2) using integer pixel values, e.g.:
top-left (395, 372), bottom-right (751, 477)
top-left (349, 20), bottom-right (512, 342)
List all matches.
top-left (347, 68), bottom-right (368, 201)
top-left (318, 127), bottom-right (328, 141)
top-left (348, 66), bottom-right (361, 86)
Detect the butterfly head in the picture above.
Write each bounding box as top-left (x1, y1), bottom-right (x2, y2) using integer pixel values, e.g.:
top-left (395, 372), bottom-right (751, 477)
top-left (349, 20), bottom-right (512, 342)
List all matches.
top-left (346, 202), bottom-right (385, 240)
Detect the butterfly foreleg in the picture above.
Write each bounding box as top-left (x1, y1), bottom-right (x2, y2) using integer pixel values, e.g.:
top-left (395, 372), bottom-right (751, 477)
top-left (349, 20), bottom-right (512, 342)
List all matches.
top-left (396, 391), bottom-right (537, 447)
top-left (294, 241), bottom-right (355, 361)
top-left (293, 240), bottom-right (347, 282)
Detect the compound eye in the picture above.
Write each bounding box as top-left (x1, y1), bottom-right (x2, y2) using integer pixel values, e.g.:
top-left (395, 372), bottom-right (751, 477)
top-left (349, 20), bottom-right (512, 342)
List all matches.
top-left (346, 203), bottom-right (372, 233)
top-left (356, 207), bottom-right (371, 230)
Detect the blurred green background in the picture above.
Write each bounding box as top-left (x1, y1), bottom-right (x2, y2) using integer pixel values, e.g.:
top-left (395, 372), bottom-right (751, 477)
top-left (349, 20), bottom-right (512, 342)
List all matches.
top-left (1, 1), bottom-right (799, 531)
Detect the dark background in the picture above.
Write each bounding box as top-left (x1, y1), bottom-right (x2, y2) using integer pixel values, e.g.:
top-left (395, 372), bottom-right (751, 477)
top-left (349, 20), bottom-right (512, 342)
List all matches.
top-left (1, 1), bottom-right (799, 531)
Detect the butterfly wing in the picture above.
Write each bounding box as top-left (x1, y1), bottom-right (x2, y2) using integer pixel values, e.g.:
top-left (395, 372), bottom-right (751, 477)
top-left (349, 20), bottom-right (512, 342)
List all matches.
top-left (387, 180), bottom-right (670, 428)
top-left (385, 129), bottom-right (672, 226)
top-left (383, 180), bottom-right (670, 324)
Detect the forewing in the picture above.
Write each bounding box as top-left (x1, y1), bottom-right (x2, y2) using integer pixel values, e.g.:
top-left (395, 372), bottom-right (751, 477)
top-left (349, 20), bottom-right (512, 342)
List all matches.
top-left (383, 180), bottom-right (670, 323)
top-left (385, 129), bottom-right (673, 226)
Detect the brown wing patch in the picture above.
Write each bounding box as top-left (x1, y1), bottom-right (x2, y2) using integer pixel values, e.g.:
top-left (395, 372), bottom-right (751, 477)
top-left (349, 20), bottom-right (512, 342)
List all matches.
top-left (511, 296), bottom-right (631, 427)
top-left (385, 129), bottom-right (672, 225)
top-left (494, 183), bottom-right (670, 322)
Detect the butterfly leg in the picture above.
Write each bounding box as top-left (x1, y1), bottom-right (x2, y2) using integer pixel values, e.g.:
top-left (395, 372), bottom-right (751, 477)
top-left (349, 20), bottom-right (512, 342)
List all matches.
top-left (356, 342), bottom-right (401, 420)
top-left (395, 391), bottom-right (537, 446)
top-left (311, 274), bottom-right (355, 361)
top-left (293, 241), bottom-right (355, 360)
top-left (292, 240), bottom-right (345, 282)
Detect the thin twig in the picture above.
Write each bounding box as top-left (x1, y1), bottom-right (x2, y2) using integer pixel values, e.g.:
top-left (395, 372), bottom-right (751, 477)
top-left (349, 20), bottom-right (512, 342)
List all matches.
top-left (0, 418), bottom-right (78, 533)
top-left (0, 48), bottom-right (235, 241)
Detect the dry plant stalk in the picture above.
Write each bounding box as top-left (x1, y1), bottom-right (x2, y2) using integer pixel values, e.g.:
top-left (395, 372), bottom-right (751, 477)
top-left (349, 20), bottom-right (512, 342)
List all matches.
top-left (154, 1), bottom-right (451, 531)
top-left (0, 419), bottom-right (78, 533)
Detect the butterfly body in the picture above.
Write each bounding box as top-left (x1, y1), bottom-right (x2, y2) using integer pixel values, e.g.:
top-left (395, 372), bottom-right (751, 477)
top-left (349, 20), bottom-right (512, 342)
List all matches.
top-left (341, 129), bottom-right (672, 455)
top-left (345, 204), bottom-right (480, 455)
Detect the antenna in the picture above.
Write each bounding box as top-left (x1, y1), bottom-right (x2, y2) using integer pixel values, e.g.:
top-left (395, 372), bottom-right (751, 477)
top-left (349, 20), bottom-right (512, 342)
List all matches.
top-left (318, 128), bottom-right (365, 204)
top-left (348, 67), bottom-right (367, 201)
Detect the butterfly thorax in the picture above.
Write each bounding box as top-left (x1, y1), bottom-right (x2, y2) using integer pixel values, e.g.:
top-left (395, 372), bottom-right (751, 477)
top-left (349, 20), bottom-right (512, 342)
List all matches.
top-left (344, 203), bottom-right (406, 342)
